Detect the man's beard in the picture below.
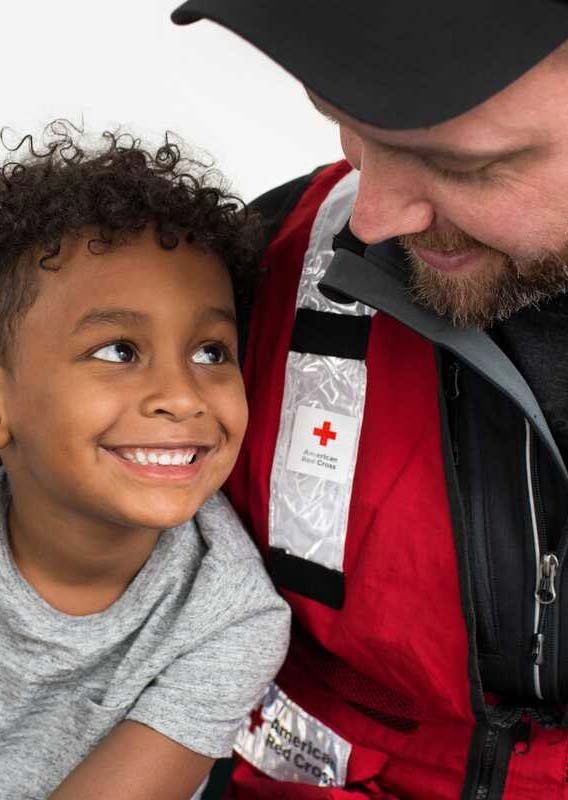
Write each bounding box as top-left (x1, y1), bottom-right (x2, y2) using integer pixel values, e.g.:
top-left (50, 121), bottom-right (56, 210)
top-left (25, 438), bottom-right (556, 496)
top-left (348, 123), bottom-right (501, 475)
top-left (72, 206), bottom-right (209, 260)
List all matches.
top-left (398, 227), bottom-right (568, 328)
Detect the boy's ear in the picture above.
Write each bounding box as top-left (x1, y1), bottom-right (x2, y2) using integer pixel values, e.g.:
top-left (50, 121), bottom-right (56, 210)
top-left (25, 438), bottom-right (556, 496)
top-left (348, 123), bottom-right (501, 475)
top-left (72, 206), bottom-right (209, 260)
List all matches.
top-left (0, 367), bottom-right (13, 450)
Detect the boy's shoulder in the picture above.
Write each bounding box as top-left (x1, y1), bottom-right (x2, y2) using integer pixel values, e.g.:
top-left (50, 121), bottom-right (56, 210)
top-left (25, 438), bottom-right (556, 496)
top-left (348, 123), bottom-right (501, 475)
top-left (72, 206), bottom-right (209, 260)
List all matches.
top-left (193, 490), bottom-right (263, 564)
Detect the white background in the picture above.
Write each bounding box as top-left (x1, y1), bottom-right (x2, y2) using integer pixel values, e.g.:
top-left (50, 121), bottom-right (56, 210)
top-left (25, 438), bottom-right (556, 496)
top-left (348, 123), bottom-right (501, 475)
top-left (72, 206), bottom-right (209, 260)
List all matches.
top-left (0, 1), bottom-right (342, 200)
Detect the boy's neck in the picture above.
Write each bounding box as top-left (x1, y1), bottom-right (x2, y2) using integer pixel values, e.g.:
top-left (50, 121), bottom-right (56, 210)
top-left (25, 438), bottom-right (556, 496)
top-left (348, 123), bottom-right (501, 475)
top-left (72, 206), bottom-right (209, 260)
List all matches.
top-left (7, 495), bottom-right (161, 616)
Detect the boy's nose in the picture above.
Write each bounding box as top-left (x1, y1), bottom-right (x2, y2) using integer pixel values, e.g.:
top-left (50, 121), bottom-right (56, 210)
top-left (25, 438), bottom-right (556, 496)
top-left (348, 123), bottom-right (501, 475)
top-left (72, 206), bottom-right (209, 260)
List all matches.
top-left (140, 362), bottom-right (208, 421)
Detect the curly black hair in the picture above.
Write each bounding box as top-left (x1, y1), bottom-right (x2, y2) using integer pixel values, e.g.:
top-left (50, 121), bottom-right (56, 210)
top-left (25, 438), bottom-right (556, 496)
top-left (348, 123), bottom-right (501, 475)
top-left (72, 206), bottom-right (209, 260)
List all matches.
top-left (0, 122), bottom-right (261, 361)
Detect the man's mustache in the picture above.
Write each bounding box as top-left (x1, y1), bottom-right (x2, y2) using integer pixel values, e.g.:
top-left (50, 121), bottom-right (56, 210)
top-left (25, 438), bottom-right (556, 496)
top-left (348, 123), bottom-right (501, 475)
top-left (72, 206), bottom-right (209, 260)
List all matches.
top-left (399, 228), bottom-right (488, 255)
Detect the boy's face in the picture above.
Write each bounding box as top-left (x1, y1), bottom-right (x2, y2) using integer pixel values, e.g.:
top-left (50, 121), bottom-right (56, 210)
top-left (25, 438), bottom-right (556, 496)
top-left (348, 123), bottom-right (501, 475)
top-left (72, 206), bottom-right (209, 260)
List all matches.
top-left (0, 228), bottom-right (248, 531)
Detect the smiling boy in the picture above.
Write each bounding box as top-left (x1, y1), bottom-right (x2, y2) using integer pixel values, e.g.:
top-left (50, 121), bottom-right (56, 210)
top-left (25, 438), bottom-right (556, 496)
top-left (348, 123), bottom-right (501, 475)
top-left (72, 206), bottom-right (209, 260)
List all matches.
top-left (0, 129), bottom-right (290, 799)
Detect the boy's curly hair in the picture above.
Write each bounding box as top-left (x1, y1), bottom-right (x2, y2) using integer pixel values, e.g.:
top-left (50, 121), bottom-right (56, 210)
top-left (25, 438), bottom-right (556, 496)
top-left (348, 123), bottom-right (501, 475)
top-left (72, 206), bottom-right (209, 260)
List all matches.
top-left (0, 122), bottom-right (261, 361)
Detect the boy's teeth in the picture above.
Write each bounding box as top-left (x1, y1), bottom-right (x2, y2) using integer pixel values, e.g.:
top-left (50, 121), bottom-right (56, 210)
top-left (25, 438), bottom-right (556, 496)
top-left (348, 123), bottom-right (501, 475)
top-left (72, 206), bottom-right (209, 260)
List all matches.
top-left (114, 447), bottom-right (198, 466)
top-left (136, 449), bottom-right (148, 464)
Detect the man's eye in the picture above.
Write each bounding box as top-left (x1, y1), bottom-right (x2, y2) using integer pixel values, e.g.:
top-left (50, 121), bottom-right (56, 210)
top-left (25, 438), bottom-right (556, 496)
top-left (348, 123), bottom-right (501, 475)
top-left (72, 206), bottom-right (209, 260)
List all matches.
top-left (435, 165), bottom-right (487, 184)
top-left (192, 344), bottom-right (228, 365)
top-left (91, 342), bottom-right (137, 363)
top-left (420, 156), bottom-right (492, 185)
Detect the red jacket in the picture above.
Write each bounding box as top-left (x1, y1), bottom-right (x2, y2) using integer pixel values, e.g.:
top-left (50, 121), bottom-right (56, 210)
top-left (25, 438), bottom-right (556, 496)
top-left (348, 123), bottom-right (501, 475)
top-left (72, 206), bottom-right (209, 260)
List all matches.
top-left (225, 162), bottom-right (568, 799)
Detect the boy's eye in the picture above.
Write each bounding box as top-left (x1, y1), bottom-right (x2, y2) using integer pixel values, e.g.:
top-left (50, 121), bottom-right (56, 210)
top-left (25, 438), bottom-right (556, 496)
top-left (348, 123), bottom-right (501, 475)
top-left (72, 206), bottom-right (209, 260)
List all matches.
top-left (192, 344), bottom-right (228, 365)
top-left (91, 342), bottom-right (136, 363)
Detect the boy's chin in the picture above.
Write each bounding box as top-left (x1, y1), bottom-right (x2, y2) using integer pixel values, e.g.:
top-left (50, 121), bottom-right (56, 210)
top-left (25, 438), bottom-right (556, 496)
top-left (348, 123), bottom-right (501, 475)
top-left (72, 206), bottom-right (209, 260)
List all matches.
top-left (120, 502), bottom-right (201, 532)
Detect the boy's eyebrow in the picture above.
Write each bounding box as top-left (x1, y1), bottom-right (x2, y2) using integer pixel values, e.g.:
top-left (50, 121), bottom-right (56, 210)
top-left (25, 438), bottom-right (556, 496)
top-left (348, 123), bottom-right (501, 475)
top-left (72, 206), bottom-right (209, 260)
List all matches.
top-left (201, 306), bottom-right (238, 325)
top-left (72, 306), bottom-right (237, 335)
top-left (72, 308), bottom-right (149, 335)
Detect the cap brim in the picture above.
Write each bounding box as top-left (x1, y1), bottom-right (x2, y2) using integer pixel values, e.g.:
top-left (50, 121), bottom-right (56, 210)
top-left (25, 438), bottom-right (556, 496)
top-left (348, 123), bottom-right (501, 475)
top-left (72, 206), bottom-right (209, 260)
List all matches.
top-left (172, 0), bottom-right (568, 130)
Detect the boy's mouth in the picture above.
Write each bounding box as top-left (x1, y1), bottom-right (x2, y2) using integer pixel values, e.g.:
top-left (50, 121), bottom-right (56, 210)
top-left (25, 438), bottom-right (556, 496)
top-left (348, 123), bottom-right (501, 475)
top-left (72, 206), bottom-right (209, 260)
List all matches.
top-left (100, 443), bottom-right (213, 483)
top-left (110, 446), bottom-right (200, 466)
top-left (100, 441), bottom-right (217, 483)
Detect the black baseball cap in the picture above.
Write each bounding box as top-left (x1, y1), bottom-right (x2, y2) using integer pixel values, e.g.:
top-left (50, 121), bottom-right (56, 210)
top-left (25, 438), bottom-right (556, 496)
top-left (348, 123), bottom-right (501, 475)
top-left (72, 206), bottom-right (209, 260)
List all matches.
top-left (171, 0), bottom-right (568, 130)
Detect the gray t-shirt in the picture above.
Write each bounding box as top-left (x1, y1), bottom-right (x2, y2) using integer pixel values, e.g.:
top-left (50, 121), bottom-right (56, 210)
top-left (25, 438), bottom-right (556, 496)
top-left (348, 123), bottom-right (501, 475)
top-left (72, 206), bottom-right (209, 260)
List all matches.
top-left (0, 487), bottom-right (290, 800)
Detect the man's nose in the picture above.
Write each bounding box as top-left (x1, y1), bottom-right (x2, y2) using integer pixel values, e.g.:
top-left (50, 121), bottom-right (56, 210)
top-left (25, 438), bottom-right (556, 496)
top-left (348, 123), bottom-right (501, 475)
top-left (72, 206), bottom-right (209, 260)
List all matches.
top-left (349, 148), bottom-right (435, 245)
top-left (139, 359), bottom-right (208, 421)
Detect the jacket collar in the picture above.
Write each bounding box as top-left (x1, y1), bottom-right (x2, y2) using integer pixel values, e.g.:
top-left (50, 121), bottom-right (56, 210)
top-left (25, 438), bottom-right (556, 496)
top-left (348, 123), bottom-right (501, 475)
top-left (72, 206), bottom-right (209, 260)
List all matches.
top-left (320, 240), bottom-right (567, 481)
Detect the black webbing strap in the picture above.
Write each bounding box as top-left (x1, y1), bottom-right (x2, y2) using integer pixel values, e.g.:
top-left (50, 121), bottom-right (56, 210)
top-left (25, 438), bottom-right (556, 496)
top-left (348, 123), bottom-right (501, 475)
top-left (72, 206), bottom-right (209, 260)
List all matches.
top-left (268, 547), bottom-right (345, 610)
top-left (291, 307), bottom-right (371, 360)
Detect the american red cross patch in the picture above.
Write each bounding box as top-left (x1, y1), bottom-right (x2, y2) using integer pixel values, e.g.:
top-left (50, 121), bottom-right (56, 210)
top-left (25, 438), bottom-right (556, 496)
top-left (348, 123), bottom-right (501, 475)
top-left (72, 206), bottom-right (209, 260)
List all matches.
top-left (286, 405), bottom-right (358, 485)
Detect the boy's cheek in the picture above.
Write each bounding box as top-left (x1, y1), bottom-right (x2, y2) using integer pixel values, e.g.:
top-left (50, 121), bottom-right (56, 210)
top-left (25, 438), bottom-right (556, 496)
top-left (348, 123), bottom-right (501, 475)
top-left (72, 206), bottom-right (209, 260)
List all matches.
top-left (5, 384), bottom-right (125, 455)
top-left (226, 390), bottom-right (249, 445)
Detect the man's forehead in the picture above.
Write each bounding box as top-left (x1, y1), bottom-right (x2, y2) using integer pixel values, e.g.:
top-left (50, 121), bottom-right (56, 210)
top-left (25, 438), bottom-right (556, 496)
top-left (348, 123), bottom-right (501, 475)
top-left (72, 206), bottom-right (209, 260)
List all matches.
top-left (308, 67), bottom-right (550, 162)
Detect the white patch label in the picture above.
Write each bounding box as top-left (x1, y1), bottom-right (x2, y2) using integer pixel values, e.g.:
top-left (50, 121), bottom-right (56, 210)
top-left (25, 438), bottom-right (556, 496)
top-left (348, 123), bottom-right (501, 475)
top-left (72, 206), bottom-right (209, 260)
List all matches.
top-left (235, 683), bottom-right (351, 787)
top-left (286, 406), bottom-right (358, 485)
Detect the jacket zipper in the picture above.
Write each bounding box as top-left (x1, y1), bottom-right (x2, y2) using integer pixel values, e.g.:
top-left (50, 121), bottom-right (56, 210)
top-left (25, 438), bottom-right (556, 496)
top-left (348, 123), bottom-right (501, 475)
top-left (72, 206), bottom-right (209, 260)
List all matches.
top-left (465, 418), bottom-right (562, 799)
top-left (471, 709), bottom-right (528, 800)
top-left (474, 727), bottom-right (499, 800)
top-left (526, 421), bottom-right (565, 701)
top-left (526, 421), bottom-right (546, 699)
top-left (447, 361), bottom-right (461, 466)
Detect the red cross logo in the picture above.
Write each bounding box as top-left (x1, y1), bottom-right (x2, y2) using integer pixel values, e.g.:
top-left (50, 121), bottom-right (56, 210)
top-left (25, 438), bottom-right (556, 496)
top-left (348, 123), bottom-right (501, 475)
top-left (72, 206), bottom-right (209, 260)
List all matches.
top-left (249, 705), bottom-right (264, 733)
top-left (313, 420), bottom-right (337, 447)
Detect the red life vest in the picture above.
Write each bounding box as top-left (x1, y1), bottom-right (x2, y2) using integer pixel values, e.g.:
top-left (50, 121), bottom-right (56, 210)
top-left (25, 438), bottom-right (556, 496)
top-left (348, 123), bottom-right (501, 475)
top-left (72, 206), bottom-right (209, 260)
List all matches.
top-left (225, 162), bottom-right (568, 798)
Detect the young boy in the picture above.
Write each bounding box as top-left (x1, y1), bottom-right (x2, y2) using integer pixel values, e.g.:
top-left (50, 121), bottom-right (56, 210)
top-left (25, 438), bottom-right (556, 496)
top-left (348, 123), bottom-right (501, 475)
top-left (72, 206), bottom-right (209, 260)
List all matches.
top-left (0, 128), bottom-right (290, 799)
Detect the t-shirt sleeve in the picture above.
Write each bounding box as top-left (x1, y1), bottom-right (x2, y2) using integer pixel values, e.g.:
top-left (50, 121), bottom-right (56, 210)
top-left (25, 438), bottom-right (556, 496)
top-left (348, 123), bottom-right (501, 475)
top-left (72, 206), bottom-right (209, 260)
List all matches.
top-left (126, 554), bottom-right (291, 758)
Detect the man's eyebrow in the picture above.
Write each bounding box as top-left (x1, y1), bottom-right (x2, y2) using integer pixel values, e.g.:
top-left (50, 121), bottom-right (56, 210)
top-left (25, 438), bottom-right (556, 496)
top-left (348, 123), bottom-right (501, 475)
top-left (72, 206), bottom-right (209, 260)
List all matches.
top-left (378, 140), bottom-right (537, 166)
top-left (72, 308), bottom-right (149, 335)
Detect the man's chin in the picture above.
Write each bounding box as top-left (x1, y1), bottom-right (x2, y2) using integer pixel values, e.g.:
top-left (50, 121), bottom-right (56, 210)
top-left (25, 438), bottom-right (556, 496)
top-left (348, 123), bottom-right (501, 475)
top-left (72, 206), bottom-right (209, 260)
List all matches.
top-left (407, 250), bottom-right (568, 329)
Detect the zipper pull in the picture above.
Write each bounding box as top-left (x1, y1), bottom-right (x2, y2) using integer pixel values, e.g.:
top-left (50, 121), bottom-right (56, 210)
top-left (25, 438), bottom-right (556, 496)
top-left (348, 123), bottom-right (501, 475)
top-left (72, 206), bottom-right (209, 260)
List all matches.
top-left (532, 553), bottom-right (559, 665)
top-left (532, 633), bottom-right (545, 665)
top-left (535, 553), bottom-right (559, 605)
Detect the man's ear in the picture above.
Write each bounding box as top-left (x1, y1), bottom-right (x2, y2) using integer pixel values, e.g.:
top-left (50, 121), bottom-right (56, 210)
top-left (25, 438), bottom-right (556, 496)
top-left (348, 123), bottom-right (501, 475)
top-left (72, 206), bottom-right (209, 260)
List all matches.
top-left (0, 366), bottom-right (13, 450)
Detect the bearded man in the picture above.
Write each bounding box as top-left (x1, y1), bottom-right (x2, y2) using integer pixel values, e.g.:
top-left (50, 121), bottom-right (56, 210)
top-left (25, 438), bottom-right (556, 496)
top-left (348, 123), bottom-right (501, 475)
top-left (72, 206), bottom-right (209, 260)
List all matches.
top-left (173, 2), bottom-right (568, 798)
